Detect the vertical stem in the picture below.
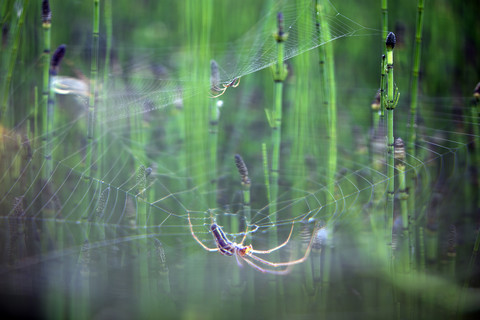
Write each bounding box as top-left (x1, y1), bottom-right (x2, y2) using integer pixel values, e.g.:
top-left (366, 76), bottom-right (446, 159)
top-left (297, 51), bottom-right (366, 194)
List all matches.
top-left (317, 0), bottom-right (337, 203)
top-left (34, 86), bottom-right (39, 148)
top-left (101, 0), bottom-right (112, 177)
top-left (395, 138), bottom-right (410, 273)
top-left (44, 44), bottom-right (66, 182)
top-left (262, 143), bottom-right (271, 204)
top-left (41, 1), bottom-right (51, 156)
top-left (317, 2), bottom-right (336, 317)
top-left (408, 0), bottom-right (425, 154)
top-left (270, 12), bottom-right (288, 224)
top-left (103, 0), bottom-right (112, 89)
top-left (183, 0), bottom-right (213, 306)
top-left (86, 0), bottom-right (100, 179)
top-left (385, 32), bottom-right (397, 244)
top-left (1, 0), bottom-right (29, 123)
top-left (381, 0), bottom-right (388, 48)
top-left (380, 55), bottom-right (386, 119)
top-left (408, 0), bottom-right (425, 232)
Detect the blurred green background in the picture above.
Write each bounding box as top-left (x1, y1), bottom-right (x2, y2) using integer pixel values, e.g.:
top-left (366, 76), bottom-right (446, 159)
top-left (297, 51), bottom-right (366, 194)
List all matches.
top-left (1, 0), bottom-right (479, 319)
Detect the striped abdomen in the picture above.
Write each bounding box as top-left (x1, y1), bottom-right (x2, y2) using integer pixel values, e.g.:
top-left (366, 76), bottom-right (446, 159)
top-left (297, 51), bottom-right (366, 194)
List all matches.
top-left (211, 224), bottom-right (235, 256)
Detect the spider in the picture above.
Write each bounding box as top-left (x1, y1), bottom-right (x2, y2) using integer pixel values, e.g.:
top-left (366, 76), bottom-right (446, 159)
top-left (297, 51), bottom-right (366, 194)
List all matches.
top-left (210, 77), bottom-right (241, 98)
top-left (187, 213), bottom-right (316, 275)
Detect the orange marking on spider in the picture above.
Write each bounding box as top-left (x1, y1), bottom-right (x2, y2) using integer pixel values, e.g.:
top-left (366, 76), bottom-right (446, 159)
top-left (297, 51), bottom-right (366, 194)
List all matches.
top-left (187, 212), bottom-right (316, 275)
top-left (210, 77), bottom-right (241, 98)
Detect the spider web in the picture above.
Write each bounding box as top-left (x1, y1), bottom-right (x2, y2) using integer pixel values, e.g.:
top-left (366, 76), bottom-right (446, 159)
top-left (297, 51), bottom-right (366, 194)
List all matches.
top-left (88, 0), bottom-right (378, 121)
top-left (0, 0), bottom-right (478, 317)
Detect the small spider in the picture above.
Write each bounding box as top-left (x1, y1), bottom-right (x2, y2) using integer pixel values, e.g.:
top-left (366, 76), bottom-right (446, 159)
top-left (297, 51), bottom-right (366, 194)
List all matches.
top-left (188, 212), bottom-right (316, 274)
top-left (210, 77), bottom-right (241, 98)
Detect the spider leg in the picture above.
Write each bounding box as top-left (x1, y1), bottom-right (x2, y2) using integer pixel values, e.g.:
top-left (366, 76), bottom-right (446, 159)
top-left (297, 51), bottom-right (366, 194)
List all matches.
top-left (231, 77), bottom-right (241, 88)
top-left (187, 212), bottom-right (219, 252)
top-left (241, 256), bottom-right (291, 275)
top-left (247, 222), bottom-right (318, 267)
top-left (250, 222), bottom-right (294, 254)
top-left (209, 86), bottom-right (228, 98)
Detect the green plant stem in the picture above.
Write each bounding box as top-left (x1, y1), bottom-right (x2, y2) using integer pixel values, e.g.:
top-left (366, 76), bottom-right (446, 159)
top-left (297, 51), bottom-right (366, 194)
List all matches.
top-left (42, 22), bottom-right (51, 153)
top-left (101, 0), bottom-right (112, 177)
top-left (317, 0), bottom-right (337, 204)
top-left (183, 0), bottom-right (213, 306)
top-left (86, 0), bottom-right (100, 179)
top-left (385, 33), bottom-right (397, 245)
top-left (381, 0), bottom-right (388, 48)
top-left (408, 0), bottom-right (425, 154)
top-left (1, 0), bottom-right (28, 123)
top-left (262, 143), bottom-right (271, 204)
top-left (317, 2), bottom-right (337, 317)
top-left (270, 12), bottom-right (288, 225)
top-left (408, 0), bottom-right (425, 234)
top-left (45, 68), bottom-right (56, 178)
top-left (103, 0), bottom-right (112, 89)
top-left (380, 55), bottom-right (386, 119)
top-left (34, 87), bottom-right (39, 152)
top-left (397, 163), bottom-right (410, 272)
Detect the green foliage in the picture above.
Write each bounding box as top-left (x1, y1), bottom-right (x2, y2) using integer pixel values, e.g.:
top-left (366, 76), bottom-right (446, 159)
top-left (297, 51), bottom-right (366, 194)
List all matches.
top-left (0, 1), bottom-right (479, 319)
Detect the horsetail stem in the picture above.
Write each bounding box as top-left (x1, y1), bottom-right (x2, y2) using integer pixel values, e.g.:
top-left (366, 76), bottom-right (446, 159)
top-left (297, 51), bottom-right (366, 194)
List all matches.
top-left (1, 0), bottom-right (29, 122)
top-left (86, 0), bottom-right (100, 179)
top-left (381, 0), bottom-right (388, 51)
top-left (408, 0), bottom-right (425, 155)
top-left (408, 0), bottom-right (425, 227)
top-left (41, 0), bottom-right (51, 136)
top-left (262, 143), bottom-right (271, 204)
top-left (100, 0), bottom-right (112, 177)
top-left (385, 32), bottom-right (398, 246)
top-left (380, 54), bottom-right (386, 118)
top-left (317, 0), bottom-right (337, 204)
top-left (270, 12), bottom-right (288, 223)
top-left (45, 44), bottom-right (66, 178)
top-left (394, 137), bottom-right (410, 272)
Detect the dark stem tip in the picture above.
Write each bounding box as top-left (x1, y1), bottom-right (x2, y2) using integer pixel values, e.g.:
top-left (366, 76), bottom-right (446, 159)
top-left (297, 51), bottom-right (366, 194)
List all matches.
top-left (386, 32), bottom-right (396, 49)
top-left (277, 12), bottom-right (284, 36)
top-left (234, 154), bottom-right (249, 177)
top-left (277, 12), bottom-right (284, 21)
top-left (51, 44), bottom-right (66, 69)
top-left (42, 0), bottom-right (51, 24)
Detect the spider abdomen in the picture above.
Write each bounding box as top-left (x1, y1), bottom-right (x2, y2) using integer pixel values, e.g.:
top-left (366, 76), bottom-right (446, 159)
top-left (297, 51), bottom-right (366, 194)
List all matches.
top-left (211, 223), bottom-right (235, 256)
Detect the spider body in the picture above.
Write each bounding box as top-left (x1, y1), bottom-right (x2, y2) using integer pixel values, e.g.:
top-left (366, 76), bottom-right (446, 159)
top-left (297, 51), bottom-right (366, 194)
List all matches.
top-left (188, 213), bottom-right (316, 274)
top-left (211, 223), bottom-right (252, 257)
